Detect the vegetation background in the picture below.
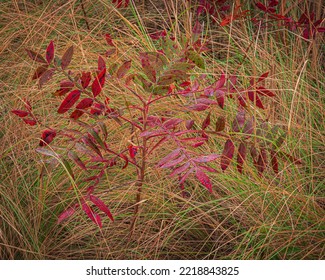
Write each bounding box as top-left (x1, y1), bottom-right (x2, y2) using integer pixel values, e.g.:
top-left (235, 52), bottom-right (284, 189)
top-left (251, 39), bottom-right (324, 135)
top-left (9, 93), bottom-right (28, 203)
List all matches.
top-left (0, 0), bottom-right (324, 259)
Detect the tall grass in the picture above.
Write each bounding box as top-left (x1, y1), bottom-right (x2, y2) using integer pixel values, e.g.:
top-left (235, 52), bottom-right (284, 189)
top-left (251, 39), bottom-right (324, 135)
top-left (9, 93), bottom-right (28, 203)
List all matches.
top-left (0, 0), bottom-right (324, 259)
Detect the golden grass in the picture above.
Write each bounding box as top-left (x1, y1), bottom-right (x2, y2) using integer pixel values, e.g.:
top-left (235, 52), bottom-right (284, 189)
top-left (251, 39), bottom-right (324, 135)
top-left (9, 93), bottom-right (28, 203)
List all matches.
top-left (0, 0), bottom-right (324, 259)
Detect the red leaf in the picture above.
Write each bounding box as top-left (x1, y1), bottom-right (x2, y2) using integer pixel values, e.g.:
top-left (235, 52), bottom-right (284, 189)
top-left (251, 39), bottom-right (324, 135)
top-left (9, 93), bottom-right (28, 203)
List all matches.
top-left (46, 41), bottom-right (54, 64)
top-left (32, 65), bottom-right (48, 80)
top-left (158, 148), bottom-right (181, 167)
top-left (116, 60), bottom-right (131, 79)
top-left (54, 80), bottom-right (74, 96)
top-left (160, 154), bottom-right (186, 168)
top-left (185, 120), bottom-right (195, 130)
top-left (201, 112), bottom-right (211, 130)
top-left (57, 90), bottom-right (81, 114)
top-left (11, 110), bottom-right (29, 118)
top-left (82, 201), bottom-right (102, 227)
top-left (70, 109), bottom-right (83, 120)
top-left (215, 89), bottom-right (225, 109)
top-left (39, 129), bottom-right (56, 146)
top-left (221, 139), bottom-right (235, 171)
top-left (89, 195), bottom-right (114, 222)
top-left (98, 56), bottom-right (106, 71)
top-left (149, 30), bottom-right (167, 40)
top-left (23, 118), bottom-right (37, 126)
top-left (257, 72), bottom-right (269, 83)
top-left (193, 21), bottom-right (203, 35)
top-left (270, 150), bottom-right (279, 174)
top-left (196, 169), bottom-right (212, 193)
top-left (215, 116), bottom-right (225, 132)
top-left (76, 98), bottom-right (94, 109)
top-left (232, 107), bottom-right (245, 132)
top-left (237, 142), bottom-right (246, 173)
top-left (61, 46), bottom-right (74, 70)
top-left (317, 27), bottom-right (325, 33)
top-left (248, 91), bottom-right (264, 109)
top-left (256, 86), bottom-right (275, 97)
top-left (214, 73), bottom-right (226, 89)
top-left (187, 104), bottom-right (209, 111)
top-left (105, 33), bottom-right (114, 46)
top-left (25, 49), bottom-right (47, 63)
top-left (169, 162), bottom-right (191, 177)
top-left (68, 151), bottom-right (87, 170)
top-left (193, 154), bottom-right (220, 163)
top-left (257, 148), bottom-right (267, 174)
top-left (128, 145), bottom-right (138, 159)
top-left (39, 68), bottom-right (55, 88)
top-left (57, 205), bottom-right (78, 224)
top-left (80, 72), bottom-right (91, 89)
top-left (256, 2), bottom-right (267, 12)
top-left (91, 68), bottom-right (106, 97)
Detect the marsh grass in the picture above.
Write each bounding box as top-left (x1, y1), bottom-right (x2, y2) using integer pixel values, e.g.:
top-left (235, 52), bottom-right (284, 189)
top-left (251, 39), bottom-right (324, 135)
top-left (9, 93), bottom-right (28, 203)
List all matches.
top-left (0, 0), bottom-right (324, 259)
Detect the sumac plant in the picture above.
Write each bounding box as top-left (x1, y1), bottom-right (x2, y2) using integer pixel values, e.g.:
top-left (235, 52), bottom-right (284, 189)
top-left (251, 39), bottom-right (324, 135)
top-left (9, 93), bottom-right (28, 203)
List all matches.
top-left (13, 30), bottom-right (301, 231)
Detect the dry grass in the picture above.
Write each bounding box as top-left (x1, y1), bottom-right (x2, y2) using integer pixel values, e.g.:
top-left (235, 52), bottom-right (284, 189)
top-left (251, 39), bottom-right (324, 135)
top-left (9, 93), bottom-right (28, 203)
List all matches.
top-left (0, 0), bottom-right (324, 259)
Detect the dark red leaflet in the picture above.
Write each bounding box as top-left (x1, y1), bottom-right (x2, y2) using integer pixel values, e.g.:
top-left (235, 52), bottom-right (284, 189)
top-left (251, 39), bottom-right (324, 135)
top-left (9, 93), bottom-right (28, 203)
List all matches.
top-left (215, 116), bottom-right (225, 132)
top-left (158, 148), bottom-right (181, 167)
top-left (23, 119), bottom-right (37, 126)
top-left (98, 56), bottom-right (106, 71)
top-left (25, 49), bottom-right (47, 63)
top-left (68, 151), bottom-right (87, 170)
top-left (46, 41), bottom-right (54, 64)
top-left (89, 195), bottom-right (114, 222)
top-left (215, 89), bottom-right (225, 109)
top-left (196, 169), bottom-right (212, 193)
top-left (57, 90), bottom-right (81, 114)
top-left (92, 68), bottom-right (106, 97)
top-left (57, 205), bottom-right (77, 224)
top-left (82, 201), bottom-right (102, 228)
top-left (270, 150), bottom-right (279, 174)
top-left (39, 129), bottom-right (56, 146)
top-left (193, 154), bottom-right (220, 163)
top-left (116, 60), bottom-right (131, 79)
top-left (61, 45), bottom-right (74, 70)
top-left (185, 120), bottom-right (195, 130)
top-left (39, 69), bottom-right (55, 88)
top-left (76, 98), bottom-right (94, 109)
top-left (201, 112), bottom-right (211, 130)
top-left (32, 65), bottom-right (48, 80)
top-left (169, 162), bottom-right (191, 177)
top-left (54, 80), bottom-right (74, 96)
top-left (256, 86), bottom-right (275, 97)
top-left (221, 139), bottom-right (235, 171)
top-left (248, 91), bottom-right (264, 109)
top-left (237, 142), bottom-right (246, 173)
top-left (80, 72), bottom-right (91, 89)
top-left (11, 110), bottom-right (29, 118)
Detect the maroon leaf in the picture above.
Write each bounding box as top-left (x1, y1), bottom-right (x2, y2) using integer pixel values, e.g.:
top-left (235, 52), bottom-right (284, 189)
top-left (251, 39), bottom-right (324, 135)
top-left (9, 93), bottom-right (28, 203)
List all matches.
top-left (98, 56), bottom-right (106, 71)
top-left (23, 118), bottom-right (37, 126)
top-left (39, 68), bottom-right (55, 88)
top-left (116, 60), bottom-right (131, 79)
top-left (76, 98), bottom-right (94, 109)
top-left (39, 129), bottom-right (56, 146)
top-left (185, 120), bottom-right (195, 130)
top-left (25, 49), bottom-right (47, 63)
top-left (248, 91), bottom-right (264, 109)
top-left (257, 148), bottom-right (267, 174)
top-left (237, 142), bottom-right (246, 173)
top-left (89, 195), bottom-right (114, 222)
top-left (257, 72), bottom-right (269, 83)
top-left (57, 205), bottom-right (78, 224)
top-left (11, 110), bottom-right (29, 118)
top-left (158, 148), bottom-right (181, 167)
top-left (54, 80), bottom-right (74, 96)
top-left (256, 2), bottom-right (267, 12)
top-left (256, 86), bottom-right (275, 97)
top-left (105, 33), bottom-right (114, 46)
top-left (214, 73), bottom-right (226, 89)
top-left (46, 41), bottom-right (54, 64)
top-left (215, 89), bottom-right (225, 109)
top-left (70, 109), bottom-right (84, 120)
top-left (195, 98), bottom-right (217, 105)
top-left (201, 112), bottom-right (211, 130)
top-left (82, 201), bottom-right (102, 227)
top-left (80, 72), bottom-right (91, 89)
top-left (232, 107), bottom-right (245, 132)
top-left (196, 169), bottom-right (212, 193)
top-left (128, 145), bottom-right (138, 159)
top-left (243, 117), bottom-right (254, 136)
top-left (61, 45), bottom-right (74, 70)
top-left (160, 154), bottom-right (186, 168)
top-left (91, 68), bottom-right (106, 97)
top-left (68, 151), bottom-right (87, 170)
top-left (187, 103), bottom-right (209, 111)
top-left (169, 162), bottom-right (191, 177)
top-left (57, 90), bottom-right (81, 114)
top-left (270, 150), bottom-right (279, 174)
top-left (221, 139), bottom-right (235, 171)
top-left (193, 154), bottom-right (220, 163)
top-left (32, 65), bottom-right (48, 80)
top-left (215, 116), bottom-right (225, 132)
top-left (193, 20), bottom-right (203, 35)
top-left (149, 30), bottom-right (167, 40)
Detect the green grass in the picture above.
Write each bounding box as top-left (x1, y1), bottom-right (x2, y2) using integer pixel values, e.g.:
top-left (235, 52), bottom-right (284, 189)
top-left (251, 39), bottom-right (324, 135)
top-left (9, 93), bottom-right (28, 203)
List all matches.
top-left (0, 0), bottom-right (324, 259)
